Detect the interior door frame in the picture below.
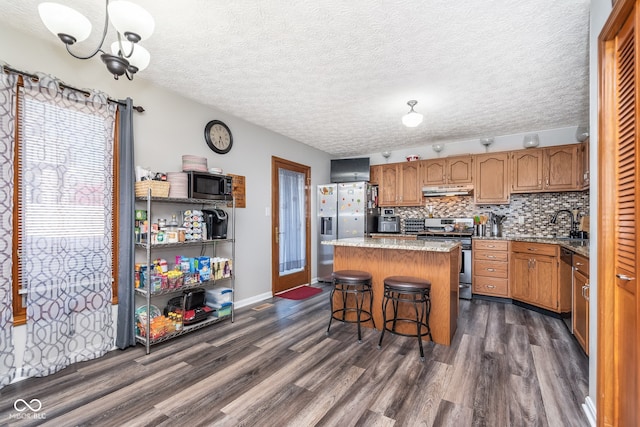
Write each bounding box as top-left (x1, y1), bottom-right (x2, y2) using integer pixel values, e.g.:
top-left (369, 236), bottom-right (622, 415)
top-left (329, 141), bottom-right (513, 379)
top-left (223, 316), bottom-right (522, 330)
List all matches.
top-left (271, 156), bottom-right (311, 294)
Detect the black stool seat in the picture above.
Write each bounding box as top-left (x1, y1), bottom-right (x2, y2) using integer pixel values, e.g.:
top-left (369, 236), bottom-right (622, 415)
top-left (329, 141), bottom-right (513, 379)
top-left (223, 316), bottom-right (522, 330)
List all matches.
top-left (332, 270), bottom-right (372, 282)
top-left (327, 269), bottom-right (375, 343)
top-left (378, 275), bottom-right (433, 361)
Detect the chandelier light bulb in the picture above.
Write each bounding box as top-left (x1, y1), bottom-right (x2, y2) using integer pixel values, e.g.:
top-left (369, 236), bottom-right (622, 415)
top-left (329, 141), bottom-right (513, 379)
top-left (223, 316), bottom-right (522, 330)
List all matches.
top-left (402, 100), bottom-right (423, 128)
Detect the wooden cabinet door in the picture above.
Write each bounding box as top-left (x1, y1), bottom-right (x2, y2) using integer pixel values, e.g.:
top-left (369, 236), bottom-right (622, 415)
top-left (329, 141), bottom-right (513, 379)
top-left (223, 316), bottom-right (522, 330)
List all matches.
top-left (399, 161), bottom-right (421, 206)
top-left (511, 149), bottom-right (543, 192)
top-left (447, 156), bottom-right (473, 184)
top-left (580, 139), bottom-right (589, 189)
top-left (530, 255), bottom-right (558, 311)
top-left (474, 153), bottom-right (510, 204)
top-left (379, 164), bottom-right (398, 206)
top-left (599, 5), bottom-right (640, 423)
top-left (573, 269), bottom-right (589, 355)
top-left (369, 165), bottom-right (382, 185)
top-left (420, 159), bottom-right (446, 186)
top-left (544, 145), bottom-right (579, 191)
top-left (511, 253), bottom-right (532, 302)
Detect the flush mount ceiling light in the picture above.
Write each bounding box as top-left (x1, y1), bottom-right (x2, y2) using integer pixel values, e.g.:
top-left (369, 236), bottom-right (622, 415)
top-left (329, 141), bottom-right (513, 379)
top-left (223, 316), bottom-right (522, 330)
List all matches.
top-left (38, 0), bottom-right (154, 80)
top-left (432, 143), bottom-right (444, 153)
top-left (523, 134), bottom-right (540, 148)
top-left (402, 100), bottom-right (423, 128)
top-left (480, 137), bottom-right (494, 152)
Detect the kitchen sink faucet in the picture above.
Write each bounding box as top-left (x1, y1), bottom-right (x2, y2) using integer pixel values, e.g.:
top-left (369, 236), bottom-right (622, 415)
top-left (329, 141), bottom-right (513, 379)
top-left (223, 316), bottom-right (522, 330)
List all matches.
top-left (550, 209), bottom-right (580, 238)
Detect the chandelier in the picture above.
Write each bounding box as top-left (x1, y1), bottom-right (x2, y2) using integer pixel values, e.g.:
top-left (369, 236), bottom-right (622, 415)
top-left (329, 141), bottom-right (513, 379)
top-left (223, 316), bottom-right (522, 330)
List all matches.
top-left (402, 100), bottom-right (423, 128)
top-left (38, 0), bottom-right (154, 80)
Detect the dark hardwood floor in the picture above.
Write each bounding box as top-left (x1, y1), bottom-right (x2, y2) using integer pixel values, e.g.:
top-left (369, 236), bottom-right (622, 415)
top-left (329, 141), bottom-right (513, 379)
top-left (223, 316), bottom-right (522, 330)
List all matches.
top-left (0, 285), bottom-right (589, 426)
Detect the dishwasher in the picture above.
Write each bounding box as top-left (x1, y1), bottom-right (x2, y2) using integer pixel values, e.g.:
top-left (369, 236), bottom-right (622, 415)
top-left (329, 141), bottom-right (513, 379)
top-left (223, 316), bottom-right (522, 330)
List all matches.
top-left (560, 248), bottom-right (574, 332)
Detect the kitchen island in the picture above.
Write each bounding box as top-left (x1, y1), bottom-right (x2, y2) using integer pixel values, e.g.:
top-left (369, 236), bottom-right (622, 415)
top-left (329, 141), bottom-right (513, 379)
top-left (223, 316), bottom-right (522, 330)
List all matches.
top-left (322, 237), bottom-right (461, 346)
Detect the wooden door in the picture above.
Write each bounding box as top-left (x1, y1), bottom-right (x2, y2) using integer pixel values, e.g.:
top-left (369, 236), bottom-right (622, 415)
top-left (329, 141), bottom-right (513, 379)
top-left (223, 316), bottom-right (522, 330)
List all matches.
top-left (420, 159), bottom-right (446, 186)
top-left (447, 156), bottom-right (473, 184)
top-left (369, 164), bottom-right (382, 185)
top-left (598, 2), bottom-right (640, 425)
top-left (511, 149), bottom-right (543, 192)
top-left (271, 157), bottom-right (311, 294)
top-left (530, 255), bottom-right (558, 311)
top-left (573, 268), bottom-right (589, 355)
top-left (399, 161), bottom-right (420, 205)
top-left (511, 253), bottom-right (532, 302)
top-left (474, 153), bottom-right (510, 204)
top-left (379, 164), bottom-right (398, 206)
top-left (544, 145), bottom-right (579, 191)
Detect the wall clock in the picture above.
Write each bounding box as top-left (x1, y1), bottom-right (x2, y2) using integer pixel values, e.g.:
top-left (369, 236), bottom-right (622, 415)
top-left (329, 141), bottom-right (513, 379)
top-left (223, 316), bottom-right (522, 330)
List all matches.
top-left (204, 120), bottom-right (233, 154)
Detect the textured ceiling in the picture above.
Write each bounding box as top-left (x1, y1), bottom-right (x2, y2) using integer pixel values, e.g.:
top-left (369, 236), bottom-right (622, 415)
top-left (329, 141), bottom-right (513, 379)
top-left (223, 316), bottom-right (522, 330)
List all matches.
top-left (0, 0), bottom-right (590, 157)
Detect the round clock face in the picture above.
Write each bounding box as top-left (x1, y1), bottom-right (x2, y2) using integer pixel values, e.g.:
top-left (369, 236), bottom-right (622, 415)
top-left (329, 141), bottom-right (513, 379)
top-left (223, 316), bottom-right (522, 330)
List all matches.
top-left (204, 120), bottom-right (233, 154)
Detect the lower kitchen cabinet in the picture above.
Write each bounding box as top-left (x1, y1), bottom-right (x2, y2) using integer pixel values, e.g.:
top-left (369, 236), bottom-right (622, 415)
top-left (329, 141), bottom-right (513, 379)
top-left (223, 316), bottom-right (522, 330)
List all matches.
top-left (472, 239), bottom-right (510, 297)
top-left (511, 242), bottom-right (570, 313)
top-left (572, 254), bottom-right (590, 355)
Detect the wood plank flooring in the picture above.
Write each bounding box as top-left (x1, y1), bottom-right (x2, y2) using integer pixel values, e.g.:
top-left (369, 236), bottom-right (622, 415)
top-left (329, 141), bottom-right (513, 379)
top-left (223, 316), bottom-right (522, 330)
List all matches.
top-left (0, 285), bottom-right (589, 426)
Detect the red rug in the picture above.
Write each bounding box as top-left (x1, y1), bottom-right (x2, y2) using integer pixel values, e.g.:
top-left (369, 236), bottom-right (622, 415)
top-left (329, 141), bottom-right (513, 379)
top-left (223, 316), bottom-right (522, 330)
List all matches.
top-left (277, 286), bottom-right (323, 300)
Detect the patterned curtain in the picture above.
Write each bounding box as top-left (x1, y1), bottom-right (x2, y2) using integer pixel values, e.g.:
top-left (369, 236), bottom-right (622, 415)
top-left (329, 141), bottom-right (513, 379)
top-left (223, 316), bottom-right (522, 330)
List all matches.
top-left (20, 74), bottom-right (116, 377)
top-left (278, 168), bottom-right (306, 273)
top-left (0, 66), bottom-right (17, 388)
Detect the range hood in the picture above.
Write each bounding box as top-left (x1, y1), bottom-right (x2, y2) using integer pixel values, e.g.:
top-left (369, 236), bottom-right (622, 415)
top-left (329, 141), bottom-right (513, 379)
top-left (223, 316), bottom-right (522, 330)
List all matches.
top-left (422, 184), bottom-right (474, 197)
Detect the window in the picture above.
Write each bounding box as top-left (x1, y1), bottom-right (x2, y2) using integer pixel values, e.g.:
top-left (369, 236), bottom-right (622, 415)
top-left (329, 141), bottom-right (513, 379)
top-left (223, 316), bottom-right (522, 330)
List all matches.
top-left (11, 76), bottom-right (119, 326)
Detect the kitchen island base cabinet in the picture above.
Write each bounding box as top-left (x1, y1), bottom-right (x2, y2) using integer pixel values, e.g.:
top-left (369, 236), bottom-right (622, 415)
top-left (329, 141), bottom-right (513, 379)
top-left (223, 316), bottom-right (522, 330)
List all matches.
top-left (332, 244), bottom-right (459, 346)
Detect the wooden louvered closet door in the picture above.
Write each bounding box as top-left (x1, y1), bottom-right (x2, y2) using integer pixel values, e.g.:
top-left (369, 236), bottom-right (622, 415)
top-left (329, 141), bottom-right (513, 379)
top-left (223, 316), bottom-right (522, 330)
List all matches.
top-left (599, 1), bottom-right (640, 426)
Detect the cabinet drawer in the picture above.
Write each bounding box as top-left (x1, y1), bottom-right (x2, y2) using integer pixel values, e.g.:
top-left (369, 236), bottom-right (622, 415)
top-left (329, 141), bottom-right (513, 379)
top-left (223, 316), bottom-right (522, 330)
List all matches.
top-left (473, 260), bottom-right (508, 278)
top-left (573, 254), bottom-right (590, 276)
top-left (473, 240), bottom-right (508, 251)
top-left (474, 250), bottom-right (508, 262)
top-left (473, 277), bottom-right (509, 297)
top-left (511, 241), bottom-right (558, 257)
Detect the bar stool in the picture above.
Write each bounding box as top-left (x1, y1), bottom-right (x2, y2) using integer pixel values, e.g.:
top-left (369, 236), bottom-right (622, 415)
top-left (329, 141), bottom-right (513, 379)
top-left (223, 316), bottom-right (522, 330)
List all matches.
top-left (377, 275), bottom-right (433, 361)
top-left (326, 269), bottom-right (376, 343)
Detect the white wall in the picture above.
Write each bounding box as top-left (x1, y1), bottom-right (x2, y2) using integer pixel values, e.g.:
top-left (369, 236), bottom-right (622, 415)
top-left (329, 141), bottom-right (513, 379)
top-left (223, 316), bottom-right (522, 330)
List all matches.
top-left (364, 126), bottom-right (582, 164)
top-left (1, 24), bottom-right (333, 377)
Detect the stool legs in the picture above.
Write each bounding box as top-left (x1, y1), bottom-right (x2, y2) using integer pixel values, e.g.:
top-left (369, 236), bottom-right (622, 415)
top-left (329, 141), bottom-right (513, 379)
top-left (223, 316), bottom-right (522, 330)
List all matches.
top-left (378, 286), bottom-right (432, 361)
top-left (327, 280), bottom-right (375, 343)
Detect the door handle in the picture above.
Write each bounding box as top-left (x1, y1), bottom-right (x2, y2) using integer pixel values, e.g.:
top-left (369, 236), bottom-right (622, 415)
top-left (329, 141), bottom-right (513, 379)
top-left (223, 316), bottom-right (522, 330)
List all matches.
top-left (616, 274), bottom-right (635, 281)
top-left (487, 268), bottom-right (496, 272)
top-left (486, 255), bottom-right (496, 259)
top-left (486, 285), bottom-right (496, 289)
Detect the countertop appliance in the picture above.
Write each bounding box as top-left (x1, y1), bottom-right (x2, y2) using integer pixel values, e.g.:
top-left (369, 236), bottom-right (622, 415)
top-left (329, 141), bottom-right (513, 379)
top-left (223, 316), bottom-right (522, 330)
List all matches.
top-left (417, 218), bottom-right (474, 299)
top-left (378, 215), bottom-right (400, 233)
top-left (317, 182), bottom-right (378, 281)
top-left (202, 209), bottom-right (228, 239)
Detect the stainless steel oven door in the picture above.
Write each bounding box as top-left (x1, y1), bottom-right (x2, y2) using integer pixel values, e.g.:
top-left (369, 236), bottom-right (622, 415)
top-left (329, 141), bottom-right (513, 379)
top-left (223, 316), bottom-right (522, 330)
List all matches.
top-left (459, 245), bottom-right (472, 299)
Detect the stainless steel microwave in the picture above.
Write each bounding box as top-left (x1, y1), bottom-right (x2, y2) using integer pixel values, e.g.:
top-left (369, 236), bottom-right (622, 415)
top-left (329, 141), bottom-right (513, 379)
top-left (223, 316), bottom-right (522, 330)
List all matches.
top-left (187, 171), bottom-right (233, 200)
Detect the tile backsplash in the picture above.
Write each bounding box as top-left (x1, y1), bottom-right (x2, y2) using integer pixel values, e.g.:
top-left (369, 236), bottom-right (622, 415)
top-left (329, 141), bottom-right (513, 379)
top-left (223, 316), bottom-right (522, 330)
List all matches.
top-left (394, 191), bottom-right (590, 237)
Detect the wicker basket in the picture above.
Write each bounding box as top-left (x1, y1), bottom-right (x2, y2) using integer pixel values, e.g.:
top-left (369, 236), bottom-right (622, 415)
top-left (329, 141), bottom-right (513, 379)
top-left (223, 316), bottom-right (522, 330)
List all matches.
top-left (135, 181), bottom-right (170, 198)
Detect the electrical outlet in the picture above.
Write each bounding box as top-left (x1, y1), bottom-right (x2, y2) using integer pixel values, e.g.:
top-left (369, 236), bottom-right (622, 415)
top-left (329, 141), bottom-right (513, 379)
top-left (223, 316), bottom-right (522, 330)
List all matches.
top-left (518, 216), bottom-right (525, 224)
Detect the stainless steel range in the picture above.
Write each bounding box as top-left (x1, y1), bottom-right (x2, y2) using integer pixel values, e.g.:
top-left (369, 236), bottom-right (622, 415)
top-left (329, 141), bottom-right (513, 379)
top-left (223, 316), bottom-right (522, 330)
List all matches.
top-left (416, 218), bottom-right (474, 299)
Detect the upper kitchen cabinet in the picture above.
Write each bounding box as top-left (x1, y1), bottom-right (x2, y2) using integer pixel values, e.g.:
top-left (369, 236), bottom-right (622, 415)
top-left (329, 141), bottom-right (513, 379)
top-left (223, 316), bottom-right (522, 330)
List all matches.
top-left (419, 156), bottom-right (473, 186)
top-left (379, 162), bottom-right (421, 206)
top-left (369, 164), bottom-right (382, 185)
top-left (510, 143), bottom-right (584, 193)
top-left (511, 149), bottom-right (543, 193)
top-left (579, 139), bottom-right (589, 189)
top-left (474, 153), bottom-right (510, 204)
top-left (544, 145), bottom-right (580, 191)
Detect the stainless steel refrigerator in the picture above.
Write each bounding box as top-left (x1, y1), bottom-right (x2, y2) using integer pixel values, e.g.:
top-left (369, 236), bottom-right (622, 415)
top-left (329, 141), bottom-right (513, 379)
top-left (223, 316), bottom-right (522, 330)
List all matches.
top-left (317, 182), bottom-right (378, 282)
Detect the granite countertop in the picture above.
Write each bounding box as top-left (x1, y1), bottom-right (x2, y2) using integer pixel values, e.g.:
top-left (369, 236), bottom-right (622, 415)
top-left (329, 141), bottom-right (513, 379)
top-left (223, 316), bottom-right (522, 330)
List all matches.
top-left (474, 235), bottom-right (590, 257)
top-left (321, 237), bottom-right (460, 252)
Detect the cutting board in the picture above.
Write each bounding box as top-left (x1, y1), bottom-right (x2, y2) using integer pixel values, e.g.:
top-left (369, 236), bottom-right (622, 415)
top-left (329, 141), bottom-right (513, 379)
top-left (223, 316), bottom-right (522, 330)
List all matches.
top-left (579, 215), bottom-right (590, 231)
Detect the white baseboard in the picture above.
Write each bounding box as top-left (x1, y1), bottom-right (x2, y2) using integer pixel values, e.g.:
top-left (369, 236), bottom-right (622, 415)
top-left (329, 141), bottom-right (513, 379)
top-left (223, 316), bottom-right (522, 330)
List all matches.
top-left (234, 292), bottom-right (273, 309)
top-left (583, 395), bottom-right (596, 427)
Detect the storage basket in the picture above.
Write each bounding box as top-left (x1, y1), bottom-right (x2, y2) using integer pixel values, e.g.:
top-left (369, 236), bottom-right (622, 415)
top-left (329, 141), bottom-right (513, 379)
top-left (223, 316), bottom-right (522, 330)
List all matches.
top-left (135, 181), bottom-right (170, 198)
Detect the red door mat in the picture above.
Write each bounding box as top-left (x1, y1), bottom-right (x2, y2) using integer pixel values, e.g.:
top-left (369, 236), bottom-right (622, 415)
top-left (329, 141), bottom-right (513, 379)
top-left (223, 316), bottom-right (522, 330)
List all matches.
top-left (277, 286), bottom-right (322, 300)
